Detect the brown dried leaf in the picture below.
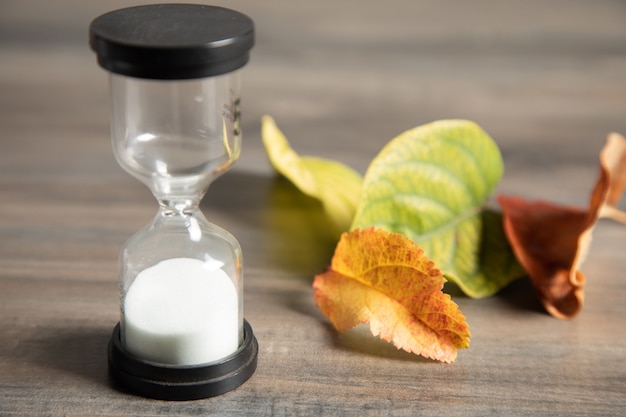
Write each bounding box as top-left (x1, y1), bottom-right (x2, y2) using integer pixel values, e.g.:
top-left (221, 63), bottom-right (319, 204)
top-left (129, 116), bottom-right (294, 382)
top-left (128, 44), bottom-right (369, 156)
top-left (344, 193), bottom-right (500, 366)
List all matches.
top-left (599, 133), bottom-right (626, 223)
top-left (499, 133), bottom-right (626, 319)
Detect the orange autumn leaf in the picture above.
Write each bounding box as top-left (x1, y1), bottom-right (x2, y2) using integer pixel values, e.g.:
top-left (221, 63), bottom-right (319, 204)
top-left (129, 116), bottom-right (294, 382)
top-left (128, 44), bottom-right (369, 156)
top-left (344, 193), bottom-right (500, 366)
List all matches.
top-left (499, 132), bottom-right (626, 319)
top-left (313, 227), bottom-right (470, 363)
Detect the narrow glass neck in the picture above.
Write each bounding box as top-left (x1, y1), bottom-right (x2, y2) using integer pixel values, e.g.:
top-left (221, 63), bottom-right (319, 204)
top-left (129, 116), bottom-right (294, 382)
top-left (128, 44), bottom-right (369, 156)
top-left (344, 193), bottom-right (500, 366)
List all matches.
top-left (157, 197), bottom-right (201, 216)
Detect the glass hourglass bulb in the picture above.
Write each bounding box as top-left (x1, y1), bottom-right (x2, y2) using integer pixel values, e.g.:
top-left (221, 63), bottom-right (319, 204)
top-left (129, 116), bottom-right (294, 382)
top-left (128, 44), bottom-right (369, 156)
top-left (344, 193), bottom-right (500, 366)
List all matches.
top-left (110, 73), bottom-right (242, 206)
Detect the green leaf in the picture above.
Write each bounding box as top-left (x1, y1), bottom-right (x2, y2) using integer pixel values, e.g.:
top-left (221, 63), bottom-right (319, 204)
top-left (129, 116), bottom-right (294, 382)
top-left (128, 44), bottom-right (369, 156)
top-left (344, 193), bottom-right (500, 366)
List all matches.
top-left (262, 115), bottom-right (363, 235)
top-left (351, 120), bottom-right (524, 297)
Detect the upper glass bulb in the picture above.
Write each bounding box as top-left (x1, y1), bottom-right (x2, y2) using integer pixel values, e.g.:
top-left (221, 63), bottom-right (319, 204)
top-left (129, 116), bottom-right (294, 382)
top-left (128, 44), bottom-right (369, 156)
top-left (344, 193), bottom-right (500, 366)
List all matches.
top-left (110, 71), bottom-right (242, 205)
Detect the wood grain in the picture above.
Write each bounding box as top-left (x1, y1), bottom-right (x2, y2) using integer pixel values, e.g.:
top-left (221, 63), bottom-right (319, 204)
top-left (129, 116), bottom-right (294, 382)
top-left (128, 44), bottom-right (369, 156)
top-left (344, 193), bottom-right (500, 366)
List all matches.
top-left (1, 0), bottom-right (625, 415)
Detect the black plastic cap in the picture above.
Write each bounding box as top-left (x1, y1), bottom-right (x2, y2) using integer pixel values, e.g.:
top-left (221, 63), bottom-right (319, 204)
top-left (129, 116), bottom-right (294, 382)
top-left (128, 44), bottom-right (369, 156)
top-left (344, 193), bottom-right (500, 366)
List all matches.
top-left (89, 4), bottom-right (254, 80)
top-left (108, 320), bottom-right (258, 400)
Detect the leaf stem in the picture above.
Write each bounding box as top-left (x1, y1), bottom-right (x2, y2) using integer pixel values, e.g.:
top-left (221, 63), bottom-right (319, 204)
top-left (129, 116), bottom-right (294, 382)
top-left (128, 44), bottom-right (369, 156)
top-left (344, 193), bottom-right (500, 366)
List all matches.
top-left (599, 205), bottom-right (626, 225)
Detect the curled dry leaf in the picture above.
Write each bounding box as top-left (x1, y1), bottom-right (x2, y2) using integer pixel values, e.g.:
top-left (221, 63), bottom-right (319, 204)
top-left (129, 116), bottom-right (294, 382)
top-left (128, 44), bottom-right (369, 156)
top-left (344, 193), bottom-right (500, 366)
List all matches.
top-left (599, 133), bottom-right (626, 223)
top-left (313, 227), bottom-right (470, 363)
top-left (499, 133), bottom-right (626, 319)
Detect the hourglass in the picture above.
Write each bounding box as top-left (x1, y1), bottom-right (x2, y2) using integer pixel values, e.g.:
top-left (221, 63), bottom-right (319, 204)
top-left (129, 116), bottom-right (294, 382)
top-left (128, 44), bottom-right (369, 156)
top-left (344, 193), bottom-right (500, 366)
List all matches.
top-left (89, 4), bottom-right (257, 400)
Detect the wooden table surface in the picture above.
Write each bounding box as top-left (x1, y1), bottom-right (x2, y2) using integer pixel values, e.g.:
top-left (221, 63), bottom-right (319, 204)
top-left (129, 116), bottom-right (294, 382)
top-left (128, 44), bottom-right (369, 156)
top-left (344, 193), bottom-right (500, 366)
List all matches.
top-left (1, 0), bottom-right (625, 415)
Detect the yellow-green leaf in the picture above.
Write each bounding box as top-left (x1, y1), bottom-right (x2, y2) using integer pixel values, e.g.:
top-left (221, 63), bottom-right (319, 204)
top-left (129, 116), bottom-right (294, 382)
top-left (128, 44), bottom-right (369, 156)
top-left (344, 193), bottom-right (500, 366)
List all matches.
top-left (313, 227), bottom-right (470, 363)
top-left (262, 115), bottom-right (363, 235)
top-left (351, 120), bottom-right (524, 298)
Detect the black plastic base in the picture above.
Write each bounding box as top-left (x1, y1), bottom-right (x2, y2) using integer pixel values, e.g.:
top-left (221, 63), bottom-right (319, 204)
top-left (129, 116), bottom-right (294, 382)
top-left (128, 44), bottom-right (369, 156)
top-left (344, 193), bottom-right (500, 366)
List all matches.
top-left (108, 320), bottom-right (258, 400)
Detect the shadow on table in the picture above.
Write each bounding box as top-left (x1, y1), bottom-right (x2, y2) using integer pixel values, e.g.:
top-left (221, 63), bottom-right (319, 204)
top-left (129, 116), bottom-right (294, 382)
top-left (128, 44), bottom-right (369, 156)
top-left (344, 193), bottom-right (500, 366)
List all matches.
top-left (29, 325), bottom-right (112, 388)
top-left (262, 176), bottom-right (338, 277)
top-left (495, 276), bottom-right (545, 314)
top-left (329, 323), bottom-right (433, 363)
top-left (207, 170), bottom-right (337, 278)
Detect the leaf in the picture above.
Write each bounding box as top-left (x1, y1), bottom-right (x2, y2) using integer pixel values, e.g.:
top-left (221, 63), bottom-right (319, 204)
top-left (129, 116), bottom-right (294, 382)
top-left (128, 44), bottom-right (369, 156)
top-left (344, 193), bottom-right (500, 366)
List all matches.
top-left (261, 115), bottom-right (363, 235)
top-left (499, 132), bottom-right (626, 319)
top-left (351, 119), bottom-right (524, 298)
top-left (498, 197), bottom-right (588, 319)
top-left (599, 133), bottom-right (626, 223)
top-left (313, 227), bottom-right (470, 363)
